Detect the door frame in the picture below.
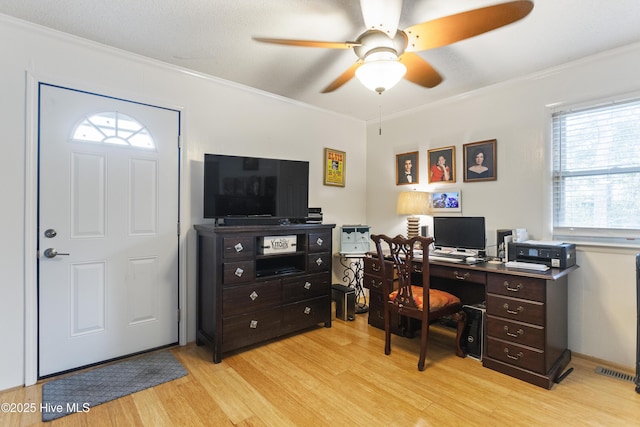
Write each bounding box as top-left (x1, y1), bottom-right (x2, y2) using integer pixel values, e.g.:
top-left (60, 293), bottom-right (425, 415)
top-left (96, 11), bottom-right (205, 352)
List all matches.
top-left (24, 74), bottom-right (187, 385)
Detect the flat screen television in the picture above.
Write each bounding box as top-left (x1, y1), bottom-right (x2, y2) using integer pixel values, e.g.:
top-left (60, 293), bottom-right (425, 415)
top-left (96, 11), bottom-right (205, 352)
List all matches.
top-left (203, 154), bottom-right (309, 221)
top-left (433, 216), bottom-right (486, 251)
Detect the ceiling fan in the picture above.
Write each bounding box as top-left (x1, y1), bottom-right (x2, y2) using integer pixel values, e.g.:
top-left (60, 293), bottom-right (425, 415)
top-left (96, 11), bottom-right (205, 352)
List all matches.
top-left (253, 0), bottom-right (533, 94)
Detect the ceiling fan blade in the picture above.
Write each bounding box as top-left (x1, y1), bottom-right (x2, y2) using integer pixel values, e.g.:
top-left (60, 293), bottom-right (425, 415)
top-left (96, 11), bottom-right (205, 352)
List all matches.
top-left (321, 62), bottom-right (362, 93)
top-left (399, 52), bottom-right (443, 88)
top-left (360, 0), bottom-right (403, 37)
top-left (404, 0), bottom-right (533, 52)
top-left (253, 37), bottom-right (360, 49)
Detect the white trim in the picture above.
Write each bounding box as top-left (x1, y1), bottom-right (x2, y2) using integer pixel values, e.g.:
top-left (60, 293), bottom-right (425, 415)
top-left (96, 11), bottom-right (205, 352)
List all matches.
top-left (24, 72), bottom-right (39, 386)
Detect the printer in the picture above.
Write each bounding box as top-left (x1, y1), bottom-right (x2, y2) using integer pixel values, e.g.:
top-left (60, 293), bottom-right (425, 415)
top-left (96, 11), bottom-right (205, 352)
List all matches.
top-left (508, 240), bottom-right (576, 269)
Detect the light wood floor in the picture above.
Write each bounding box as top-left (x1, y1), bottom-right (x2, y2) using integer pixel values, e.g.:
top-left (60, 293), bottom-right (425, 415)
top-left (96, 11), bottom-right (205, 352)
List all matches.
top-left (2, 313), bottom-right (638, 426)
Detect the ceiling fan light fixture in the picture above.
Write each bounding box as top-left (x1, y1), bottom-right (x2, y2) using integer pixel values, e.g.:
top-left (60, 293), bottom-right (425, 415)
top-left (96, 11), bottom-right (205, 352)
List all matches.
top-left (356, 59), bottom-right (406, 94)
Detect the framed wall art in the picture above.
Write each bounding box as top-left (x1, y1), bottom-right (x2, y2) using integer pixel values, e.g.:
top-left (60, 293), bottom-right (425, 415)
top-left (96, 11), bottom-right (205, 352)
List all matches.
top-left (463, 139), bottom-right (497, 182)
top-left (427, 146), bottom-right (456, 183)
top-left (324, 147), bottom-right (345, 187)
top-left (396, 151), bottom-right (419, 185)
top-left (429, 189), bottom-right (462, 213)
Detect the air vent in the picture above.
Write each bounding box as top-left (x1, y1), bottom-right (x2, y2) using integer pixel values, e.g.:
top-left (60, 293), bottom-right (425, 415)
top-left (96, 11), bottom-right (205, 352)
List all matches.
top-left (595, 366), bottom-right (637, 383)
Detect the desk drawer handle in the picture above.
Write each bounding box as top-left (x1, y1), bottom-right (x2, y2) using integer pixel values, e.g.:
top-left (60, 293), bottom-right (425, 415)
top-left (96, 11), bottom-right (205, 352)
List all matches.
top-left (371, 279), bottom-right (382, 289)
top-left (372, 264), bottom-right (381, 272)
top-left (503, 303), bottom-right (524, 315)
top-left (453, 271), bottom-right (470, 280)
top-left (504, 348), bottom-right (524, 360)
top-left (504, 281), bottom-right (522, 292)
top-left (504, 326), bottom-right (524, 338)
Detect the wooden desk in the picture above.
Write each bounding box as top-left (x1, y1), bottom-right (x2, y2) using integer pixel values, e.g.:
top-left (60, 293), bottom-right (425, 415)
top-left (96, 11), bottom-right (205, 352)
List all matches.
top-left (363, 256), bottom-right (578, 389)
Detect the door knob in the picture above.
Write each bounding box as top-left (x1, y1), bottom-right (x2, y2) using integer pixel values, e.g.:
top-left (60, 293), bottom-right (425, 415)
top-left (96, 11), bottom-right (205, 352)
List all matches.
top-left (43, 248), bottom-right (70, 258)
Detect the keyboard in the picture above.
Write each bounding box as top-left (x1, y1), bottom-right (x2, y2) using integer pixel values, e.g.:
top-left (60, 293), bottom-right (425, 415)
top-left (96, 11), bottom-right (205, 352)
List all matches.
top-left (504, 261), bottom-right (550, 271)
top-left (429, 254), bottom-right (465, 263)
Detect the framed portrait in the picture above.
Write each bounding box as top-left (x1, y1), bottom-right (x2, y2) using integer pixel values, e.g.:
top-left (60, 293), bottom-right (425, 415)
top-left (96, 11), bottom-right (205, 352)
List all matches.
top-left (463, 139), bottom-right (497, 182)
top-left (427, 146), bottom-right (456, 184)
top-left (323, 147), bottom-right (345, 187)
top-left (396, 151), bottom-right (419, 185)
top-left (429, 189), bottom-right (462, 213)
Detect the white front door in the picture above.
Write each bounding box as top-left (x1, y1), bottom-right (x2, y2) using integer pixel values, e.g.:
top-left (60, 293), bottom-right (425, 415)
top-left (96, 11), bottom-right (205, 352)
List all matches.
top-left (38, 84), bottom-right (180, 377)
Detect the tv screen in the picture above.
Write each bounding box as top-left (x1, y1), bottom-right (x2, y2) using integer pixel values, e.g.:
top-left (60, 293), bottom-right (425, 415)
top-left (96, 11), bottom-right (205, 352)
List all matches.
top-left (203, 154), bottom-right (309, 220)
top-left (433, 216), bottom-right (486, 251)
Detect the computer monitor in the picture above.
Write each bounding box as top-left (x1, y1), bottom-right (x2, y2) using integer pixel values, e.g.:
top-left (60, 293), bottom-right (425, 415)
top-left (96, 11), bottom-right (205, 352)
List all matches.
top-left (433, 216), bottom-right (486, 252)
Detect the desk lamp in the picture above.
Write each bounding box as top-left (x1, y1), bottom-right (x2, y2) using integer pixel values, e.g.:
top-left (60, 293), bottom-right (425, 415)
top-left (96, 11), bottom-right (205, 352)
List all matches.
top-left (396, 191), bottom-right (429, 238)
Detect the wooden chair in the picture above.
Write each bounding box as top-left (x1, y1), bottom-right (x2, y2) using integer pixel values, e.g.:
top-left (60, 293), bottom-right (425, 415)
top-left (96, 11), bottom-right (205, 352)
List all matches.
top-left (371, 234), bottom-right (466, 371)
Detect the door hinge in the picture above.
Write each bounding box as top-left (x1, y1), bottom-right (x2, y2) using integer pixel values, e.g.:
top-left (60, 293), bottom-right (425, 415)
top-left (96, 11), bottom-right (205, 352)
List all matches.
top-left (178, 135), bottom-right (182, 149)
top-left (177, 221), bottom-right (181, 236)
top-left (177, 308), bottom-right (181, 323)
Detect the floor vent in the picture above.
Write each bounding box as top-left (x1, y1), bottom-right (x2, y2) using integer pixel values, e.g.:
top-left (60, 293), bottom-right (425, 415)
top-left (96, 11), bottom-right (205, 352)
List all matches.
top-left (595, 366), bottom-right (637, 383)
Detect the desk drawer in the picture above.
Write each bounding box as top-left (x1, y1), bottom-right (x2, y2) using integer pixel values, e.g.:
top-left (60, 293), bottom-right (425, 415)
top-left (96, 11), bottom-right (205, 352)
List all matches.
top-left (487, 274), bottom-right (545, 302)
top-left (430, 264), bottom-right (486, 284)
top-left (486, 315), bottom-right (544, 349)
top-left (364, 258), bottom-right (394, 279)
top-left (487, 337), bottom-right (545, 374)
top-left (486, 295), bottom-right (544, 325)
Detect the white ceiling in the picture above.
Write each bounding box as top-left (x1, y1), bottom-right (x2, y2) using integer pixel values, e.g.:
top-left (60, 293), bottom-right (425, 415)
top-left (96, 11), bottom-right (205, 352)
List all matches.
top-left (2, 0), bottom-right (640, 121)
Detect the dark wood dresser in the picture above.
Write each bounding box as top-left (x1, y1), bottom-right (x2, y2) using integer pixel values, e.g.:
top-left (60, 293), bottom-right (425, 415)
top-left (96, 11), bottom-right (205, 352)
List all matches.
top-left (194, 223), bottom-right (335, 363)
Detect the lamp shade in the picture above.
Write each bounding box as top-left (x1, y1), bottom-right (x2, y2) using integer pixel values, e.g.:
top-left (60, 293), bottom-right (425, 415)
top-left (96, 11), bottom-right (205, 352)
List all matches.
top-left (396, 191), bottom-right (429, 215)
top-left (355, 59), bottom-right (407, 94)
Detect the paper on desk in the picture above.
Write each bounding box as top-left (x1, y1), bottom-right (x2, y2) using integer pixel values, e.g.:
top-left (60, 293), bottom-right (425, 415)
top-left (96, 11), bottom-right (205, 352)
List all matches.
top-left (523, 240), bottom-right (565, 246)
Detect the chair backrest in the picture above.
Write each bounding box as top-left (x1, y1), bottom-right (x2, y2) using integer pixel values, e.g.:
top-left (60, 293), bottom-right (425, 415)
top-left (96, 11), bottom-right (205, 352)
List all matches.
top-left (371, 234), bottom-right (433, 310)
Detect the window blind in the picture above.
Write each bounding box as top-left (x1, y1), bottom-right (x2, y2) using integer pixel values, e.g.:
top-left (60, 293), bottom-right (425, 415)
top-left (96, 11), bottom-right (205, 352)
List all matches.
top-left (552, 98), bottom-right (640, 242)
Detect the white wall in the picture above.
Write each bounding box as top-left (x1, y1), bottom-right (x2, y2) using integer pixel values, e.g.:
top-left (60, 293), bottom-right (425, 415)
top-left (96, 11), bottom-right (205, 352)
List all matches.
top-left (0, 15), bottom-right (366, 390)
top-left (366, 42), bottom-right (640, 369)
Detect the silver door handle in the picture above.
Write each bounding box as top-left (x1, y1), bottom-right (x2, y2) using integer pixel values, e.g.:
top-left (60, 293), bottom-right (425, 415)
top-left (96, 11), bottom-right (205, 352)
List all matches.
top-left (43, 248), bottom-right (70, 258)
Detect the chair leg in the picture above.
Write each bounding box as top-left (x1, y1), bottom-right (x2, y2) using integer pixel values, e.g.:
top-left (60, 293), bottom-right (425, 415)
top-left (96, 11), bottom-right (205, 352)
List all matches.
top-left (384, 309), bottom-right (391, 356)
top-left (454, 310), bottom-right (467, 358)
top-left (418, 317), bottom-right (429, 371)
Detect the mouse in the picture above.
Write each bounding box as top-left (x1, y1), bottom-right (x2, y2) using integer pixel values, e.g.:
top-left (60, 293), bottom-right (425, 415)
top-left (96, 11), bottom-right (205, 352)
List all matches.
top-left (465, 256), bottom-right (477, 263)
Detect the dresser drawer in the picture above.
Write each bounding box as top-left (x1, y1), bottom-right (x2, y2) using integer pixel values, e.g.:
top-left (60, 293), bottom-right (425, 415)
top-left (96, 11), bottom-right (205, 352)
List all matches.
top-left (308, 231), bottom-right (332, 253)
top-left (223, 260), bottom-right (255, 285)
top-left (487, 337), bottom-right (545, 374)
top-left (487, 274), bottom-right (545, 302)
top-left (486, 295), bottom-right (544, 325)
top-left (430, 264), bottom-right (486, 284)
top-left (222, 236), bottom-right (254, 259)
top-left (308, 252), bottom-right (331, 272)
top-left (282, 273), bottom-right (330, 303)
top-left (222, 279), bottom-right (281, 317)
top-left (364, 258), bottom-right (394, 280)
top-left (486, 315), bottom-right (544, 349)
top-left (282, 296), bottom-right (329, 330)
top-left (222, 309), bottom-right (281, 352)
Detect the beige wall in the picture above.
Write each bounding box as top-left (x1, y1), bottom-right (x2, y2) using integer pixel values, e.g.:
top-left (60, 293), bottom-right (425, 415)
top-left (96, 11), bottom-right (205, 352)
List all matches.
top-left (365, 41), bottom-right (640, 368)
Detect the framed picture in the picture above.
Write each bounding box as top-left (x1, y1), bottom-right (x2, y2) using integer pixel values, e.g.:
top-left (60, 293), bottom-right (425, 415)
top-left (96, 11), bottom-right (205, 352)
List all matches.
top-left (463, 139), bottom-right (497, 182)
top-left (396, 151), bottom-right (419, 185)
top-left (323, 148), bottom-right (345, 187)
top-left (427, 146), bottom-right (456, 183)
top-left (429, 189), bottom-right (462, 213)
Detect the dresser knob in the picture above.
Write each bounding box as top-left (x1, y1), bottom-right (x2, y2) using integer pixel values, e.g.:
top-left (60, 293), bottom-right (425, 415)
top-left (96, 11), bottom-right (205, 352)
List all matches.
top-left (304, 281), bottom-right (312, 290)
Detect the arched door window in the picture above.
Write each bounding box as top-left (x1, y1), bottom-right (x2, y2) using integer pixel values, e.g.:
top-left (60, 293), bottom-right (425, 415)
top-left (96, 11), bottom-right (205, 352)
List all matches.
top-left (71, 111), bottom-right (155, 149)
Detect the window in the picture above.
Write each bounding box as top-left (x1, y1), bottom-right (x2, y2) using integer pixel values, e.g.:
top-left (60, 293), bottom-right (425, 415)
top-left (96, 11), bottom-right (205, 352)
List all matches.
top-left (71, 111), bottom-right (155, 149)
top-left (552, 97), bottom-right (640, 243)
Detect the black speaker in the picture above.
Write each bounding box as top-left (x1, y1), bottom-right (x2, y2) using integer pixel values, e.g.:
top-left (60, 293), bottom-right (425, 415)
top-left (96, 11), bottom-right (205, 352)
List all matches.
top-left (461, 304), bottom-right (485, 360)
